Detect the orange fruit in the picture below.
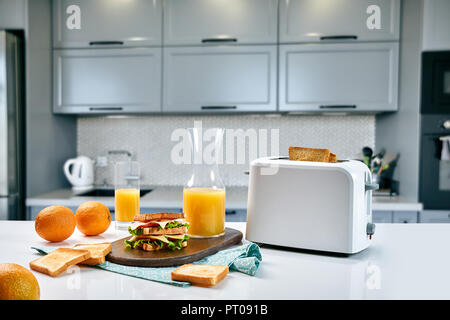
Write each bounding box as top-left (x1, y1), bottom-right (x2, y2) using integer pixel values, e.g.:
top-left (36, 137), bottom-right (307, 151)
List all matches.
top-left (0, 263), bottom-right (40, 300)
top-left (35, 205), bottom-right (76, 242)
top-left (75, 201), bottom-right (111, 236)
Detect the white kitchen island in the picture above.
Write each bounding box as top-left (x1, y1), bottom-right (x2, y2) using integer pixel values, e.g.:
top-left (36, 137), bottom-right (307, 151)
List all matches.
top-left (0, 221), bottom-right (448, 300)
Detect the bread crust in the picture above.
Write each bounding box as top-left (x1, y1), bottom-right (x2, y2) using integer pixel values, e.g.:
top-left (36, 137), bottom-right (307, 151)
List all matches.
top-left (171, 264), bottom-right (229, 286)
top-left (73, 243), bottom-right (112, 265)
top-left (134, 212), bottom-right (185, 222)
top-left (328, 152), bottom-right (338, 162)
top-left (29, 248), bottom-right (91, 277)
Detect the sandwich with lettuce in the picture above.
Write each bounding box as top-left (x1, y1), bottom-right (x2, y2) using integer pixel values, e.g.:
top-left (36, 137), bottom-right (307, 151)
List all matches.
top-left (125, 212), bottom-right (189, 251)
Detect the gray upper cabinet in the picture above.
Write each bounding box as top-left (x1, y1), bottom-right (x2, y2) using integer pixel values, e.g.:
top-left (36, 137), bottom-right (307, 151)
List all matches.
top-left (0, 0), bottom-right (26, 29)
top-left (163, 0), bottom-right (278, 45)
top-left (279, 0), bottom-right (400, 43)
top-left (52, 0), bottom-right (162, 48)
top-left (422, 0), bottom-right (450, 51)
top-left (279, 42), bottom-right (399, 112)
top-left (53, 48), bottom-right (162, 114)
top-left (163, 46), bottom-right (277, 112)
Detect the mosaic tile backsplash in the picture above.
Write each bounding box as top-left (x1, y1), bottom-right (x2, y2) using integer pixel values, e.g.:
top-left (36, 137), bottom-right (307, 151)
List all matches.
top-left (77, 114), bottom-right (375, 187)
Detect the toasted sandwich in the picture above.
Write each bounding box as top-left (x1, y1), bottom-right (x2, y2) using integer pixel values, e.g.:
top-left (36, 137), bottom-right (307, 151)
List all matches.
top-left (124, 212), bottom-right (189, 251)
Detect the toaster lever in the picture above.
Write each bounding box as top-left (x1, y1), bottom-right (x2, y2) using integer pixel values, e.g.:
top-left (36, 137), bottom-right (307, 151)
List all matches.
top-left (366, 223), bottom-right (376, 239)
top-left (365, 183), bottom-right (379, 192)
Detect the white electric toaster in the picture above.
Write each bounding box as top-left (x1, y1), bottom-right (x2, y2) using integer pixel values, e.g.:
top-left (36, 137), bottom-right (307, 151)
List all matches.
top-left (246, 157), bottom-right (378, 254)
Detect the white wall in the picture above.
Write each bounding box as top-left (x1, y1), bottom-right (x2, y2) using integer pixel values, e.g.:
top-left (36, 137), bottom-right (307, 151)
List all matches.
top-left (25, 0), bottom-right (77, 196)
top-left (376, 0), bottom-right (423, 201)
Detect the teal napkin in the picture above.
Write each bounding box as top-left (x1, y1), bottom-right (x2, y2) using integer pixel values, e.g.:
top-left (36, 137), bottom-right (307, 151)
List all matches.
top-left (31, 242), bottom-right (262, 287)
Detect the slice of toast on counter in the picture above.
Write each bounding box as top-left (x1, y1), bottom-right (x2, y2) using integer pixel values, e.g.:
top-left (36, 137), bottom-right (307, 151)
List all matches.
top-left (73, 243), bottom-right (112, 265)
top-left (289, 146), bottom-right (331, 162)
top-left (171, 264), bottom-right (229, 287)
top-left (29, 248), bottom-right (91, 277)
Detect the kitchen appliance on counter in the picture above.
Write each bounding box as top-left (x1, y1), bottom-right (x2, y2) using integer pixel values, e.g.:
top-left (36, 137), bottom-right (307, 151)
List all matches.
top-left (246, 157), bottom-right (378, 254)
top-left (0, 31), bottom-right (24, 220)
top-left (63, 156), bottom-right (94, 191)
top-left (420, 51), bottom-right (450, 210)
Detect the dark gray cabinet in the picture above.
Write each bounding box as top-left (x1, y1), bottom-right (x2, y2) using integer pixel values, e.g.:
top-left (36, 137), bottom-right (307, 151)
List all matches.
top-left (53, 48), bottom-right (162, 114)
top-left (279, 42), bottom-right (399, 112)
top-left (163, 0), bottom-right (277, 45)
top-left (163, 45), bottom-right (277, 113)
top-left (279, 0), bottom-right (400, 43)
top-left (52, 0), bottom-right (162, 48)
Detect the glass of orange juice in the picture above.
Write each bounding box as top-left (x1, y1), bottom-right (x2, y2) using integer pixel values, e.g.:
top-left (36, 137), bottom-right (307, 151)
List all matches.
top-left (114, 161), bottom-right (140, 230)
top-left (183, 127), bottom-right (226, 238)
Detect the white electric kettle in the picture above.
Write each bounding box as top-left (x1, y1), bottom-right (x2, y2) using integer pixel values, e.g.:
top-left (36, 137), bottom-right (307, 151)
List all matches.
top-left (63, 156), bottom-right (94, 191)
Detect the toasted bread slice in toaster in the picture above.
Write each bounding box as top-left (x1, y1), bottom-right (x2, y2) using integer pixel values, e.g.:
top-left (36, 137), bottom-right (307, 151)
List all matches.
top-left (289, 146), bottom-right (331, 162)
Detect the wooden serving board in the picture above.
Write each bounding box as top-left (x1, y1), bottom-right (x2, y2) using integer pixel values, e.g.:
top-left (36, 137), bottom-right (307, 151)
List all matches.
top-left (106, 228), bottom-right (243, 267)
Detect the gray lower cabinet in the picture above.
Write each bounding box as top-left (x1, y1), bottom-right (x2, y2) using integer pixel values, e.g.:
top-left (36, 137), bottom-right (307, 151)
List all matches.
top-left (53, 48), bottom-right (162, 114)
top-left (420, 210), bottom-right (450, 223)
top-left (372, 211), bottom-right (393, 223)
top-left (373, 211), bottom-right (419, 223)
top-left (225, 210), bottom-right (247, 222)
top-left (163, 45), bottom-right (277, 112)
top-left (0, 0), bottom-right (26, 29)
top-left (279, 0), bottom-right (400, 43)
top-left (392, 211), bottom-right (419, 224)
top-left (163, 0), bottom-right (277, 45)
top-left (52, 0), bottom-right (162, 48)
top-left (279, 42), bottom-right (399, 112)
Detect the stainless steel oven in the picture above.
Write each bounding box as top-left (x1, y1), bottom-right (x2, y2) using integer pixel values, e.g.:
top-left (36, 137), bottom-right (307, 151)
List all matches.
top-left (420, 51), bottom-right (450, 209)
top-left (419, 115), bottom-right (450, 209)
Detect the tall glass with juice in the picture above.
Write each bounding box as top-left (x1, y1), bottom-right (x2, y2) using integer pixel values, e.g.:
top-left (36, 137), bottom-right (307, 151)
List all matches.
top-left (114, 161), bottom-right (140, 230)
top-left (183, 127), bottom-right (225, 238)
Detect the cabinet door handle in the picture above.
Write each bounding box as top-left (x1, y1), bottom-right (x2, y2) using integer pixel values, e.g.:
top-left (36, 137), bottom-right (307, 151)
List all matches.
top-left (201, 106), bottom-right (237, 110)
top-left (89, 41), bottom-right (124, 46)
top-left (320, 35), bottom-right (358, 40)
top-left (319, 105), bottom-right (357, 109)
top-left (201, 38), bottom-right (237, 43)
top-left (89, 107), bottom-right (123, 111)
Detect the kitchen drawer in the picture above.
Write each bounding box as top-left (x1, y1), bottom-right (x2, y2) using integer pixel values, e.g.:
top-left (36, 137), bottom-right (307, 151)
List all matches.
top-left (53, 48), bottom-right (162, 114)
top-left (52, 0), bottom-right (162, 48)
top-left (279, 42), bottom-right (399, 112)
top-left (420, 210), bottom-right (450, 223)
top-left (393, 211), bottom-right (418, 224)
top-left (372, 211), bottom-right (393, 223)
top-left (163, 0), bottom-right (277, 45)
top-left (279, 0), bottom-right (400, 43)
top-left (163, 45), bottom-right (277, 113)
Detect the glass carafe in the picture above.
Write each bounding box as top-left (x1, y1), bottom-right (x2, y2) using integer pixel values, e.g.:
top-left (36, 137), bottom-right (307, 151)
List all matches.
top-left (183, 127), bottom-right (225, 238)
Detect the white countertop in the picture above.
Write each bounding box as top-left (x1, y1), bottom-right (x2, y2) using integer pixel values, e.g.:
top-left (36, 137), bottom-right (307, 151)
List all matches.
top-left (1, 221), bottom-right (448, 299)
top-left (26, 186), bottom-right (422, 212)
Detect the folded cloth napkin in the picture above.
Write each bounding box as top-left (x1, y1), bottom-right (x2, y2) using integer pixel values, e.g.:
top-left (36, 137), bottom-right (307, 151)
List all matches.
top-left (31, 242), bottom-right (262, 287)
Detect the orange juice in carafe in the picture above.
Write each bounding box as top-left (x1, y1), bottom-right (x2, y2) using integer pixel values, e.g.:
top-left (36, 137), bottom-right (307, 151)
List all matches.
top-left (183, 188), bottom-right (225, 237)
top-left (183, 126), bottom-right (225, 238)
